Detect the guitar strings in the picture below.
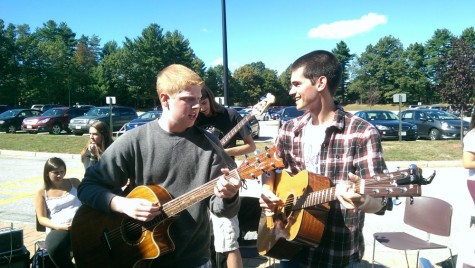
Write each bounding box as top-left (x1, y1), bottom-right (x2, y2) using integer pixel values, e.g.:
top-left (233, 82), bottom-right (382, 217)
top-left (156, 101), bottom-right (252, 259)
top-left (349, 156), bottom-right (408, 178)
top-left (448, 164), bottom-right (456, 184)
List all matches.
top-left (99, 148), bottom-right (279, 245)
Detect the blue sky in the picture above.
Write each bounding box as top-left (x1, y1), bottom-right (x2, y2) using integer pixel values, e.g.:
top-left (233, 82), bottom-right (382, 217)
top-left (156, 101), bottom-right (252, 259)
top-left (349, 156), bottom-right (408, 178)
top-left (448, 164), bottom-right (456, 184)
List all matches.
top-left (1, 0), bottom-right (474, 74)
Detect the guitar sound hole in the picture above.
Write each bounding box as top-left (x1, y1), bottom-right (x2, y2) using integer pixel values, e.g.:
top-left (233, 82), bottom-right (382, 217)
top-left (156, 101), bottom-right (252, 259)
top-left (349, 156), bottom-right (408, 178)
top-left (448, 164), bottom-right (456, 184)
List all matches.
top-left (121, 219), bottom-right (145, 246)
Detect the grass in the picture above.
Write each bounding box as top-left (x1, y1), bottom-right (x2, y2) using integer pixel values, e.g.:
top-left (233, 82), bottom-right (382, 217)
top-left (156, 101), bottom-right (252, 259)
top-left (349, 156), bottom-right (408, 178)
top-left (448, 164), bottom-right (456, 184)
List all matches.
top-left (0, 133), bottom-right (462, 162)
top-left (0, 134), bottom-right (89, 154)
top-left (247, 140), bottom-right (462, 162)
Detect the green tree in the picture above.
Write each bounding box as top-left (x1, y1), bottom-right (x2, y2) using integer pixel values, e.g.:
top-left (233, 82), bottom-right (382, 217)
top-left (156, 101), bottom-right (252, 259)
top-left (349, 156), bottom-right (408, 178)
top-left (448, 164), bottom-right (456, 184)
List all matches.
top-left (435, 37), bottom-right (475, 141)
top-left (332, 41), bottom-right (355, 104)
top-left (34, 20), bottom-right (77, 105)
top-left (0, 21), bottom-right (19, 106)
top-left (232, 62), bottom-right (282, 106)
top-left (460, 27), bottom-right (475, 50)
top-left (349, 36), bottom-right (407, 104)
top-left (424, 28), bottom-right (454, 102)
top-left (402, 43), bottom-right (431, 104)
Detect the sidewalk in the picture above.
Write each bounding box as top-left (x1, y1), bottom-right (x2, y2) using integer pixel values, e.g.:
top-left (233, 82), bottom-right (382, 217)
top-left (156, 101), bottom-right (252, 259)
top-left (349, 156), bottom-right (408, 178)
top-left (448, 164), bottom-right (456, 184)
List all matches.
top-left (0, 221), bottom-right (277, 267)
top-left (0, 150), bottom-right (465, 267)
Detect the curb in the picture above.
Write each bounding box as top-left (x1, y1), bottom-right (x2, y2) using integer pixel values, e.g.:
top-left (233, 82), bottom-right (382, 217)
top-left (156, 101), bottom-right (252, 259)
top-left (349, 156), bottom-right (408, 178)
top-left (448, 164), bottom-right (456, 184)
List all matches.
top-left (0, 149), bottom-right (81, 160)
top-left (0, 150), bottom-right (462, 169)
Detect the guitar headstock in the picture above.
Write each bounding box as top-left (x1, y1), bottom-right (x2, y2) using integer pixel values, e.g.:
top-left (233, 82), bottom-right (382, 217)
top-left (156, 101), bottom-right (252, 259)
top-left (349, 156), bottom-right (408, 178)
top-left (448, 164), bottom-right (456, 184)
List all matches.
top-left (359, 165), bottom-right (436, 198)
top-left (250, 93), bottom-right (276, 116)
top-left (237, 146), bottom-right (284, 179)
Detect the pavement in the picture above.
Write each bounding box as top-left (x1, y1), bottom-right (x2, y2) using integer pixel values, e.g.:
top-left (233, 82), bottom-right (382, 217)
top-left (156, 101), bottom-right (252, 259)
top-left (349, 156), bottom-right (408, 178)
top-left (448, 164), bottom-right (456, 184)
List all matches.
top-left (0, 149), bottom-right (471, 267)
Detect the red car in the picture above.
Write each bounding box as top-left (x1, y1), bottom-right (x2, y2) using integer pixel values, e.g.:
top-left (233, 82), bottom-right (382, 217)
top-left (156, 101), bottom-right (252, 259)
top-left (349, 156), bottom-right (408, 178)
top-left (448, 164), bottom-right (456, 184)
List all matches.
top-left (22, 107), bottom-right (91, 135)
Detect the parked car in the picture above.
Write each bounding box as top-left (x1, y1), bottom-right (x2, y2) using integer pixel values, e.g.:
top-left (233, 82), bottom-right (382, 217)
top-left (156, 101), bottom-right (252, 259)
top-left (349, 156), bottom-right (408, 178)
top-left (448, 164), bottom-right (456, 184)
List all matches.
top-left (41, 104), bottom-right (65, 112)
top-left (400, 109), bottom-right (469, 140)
top-left (229, 106), bottom-right (246, 112)
top-left (278, 106), bottom-right (305, 128)
top-left (22, 107), bottom-right (91, 135)
top-left (266, 106), bottom-right (285, 120)
top-left (354, 110), bottom-right (418, 141)
top-left (0, 109), bottom-right (42, 133)
top-left (237, 110), bottom-right (260, 138)
top-left (270, 108), bottom-right (284, 120)
top-left (0, 105), bottom-right (13, 113)
top-left (124, 110), bottom-right (162, 131)
top-left (68, 106), bottom-right (138, 135)
top-left (428, 105), bottom-right (448, 111)
top-left (30, 104), bottom-right (45, 111)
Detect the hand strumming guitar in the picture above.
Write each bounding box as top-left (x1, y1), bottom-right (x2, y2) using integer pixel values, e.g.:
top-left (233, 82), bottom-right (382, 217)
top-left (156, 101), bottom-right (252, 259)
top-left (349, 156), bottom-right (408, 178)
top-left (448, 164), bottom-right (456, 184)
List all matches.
top-left (259, 171), bottom-right (284, 216)
top-left (110, 196), bottom-right (162, 222)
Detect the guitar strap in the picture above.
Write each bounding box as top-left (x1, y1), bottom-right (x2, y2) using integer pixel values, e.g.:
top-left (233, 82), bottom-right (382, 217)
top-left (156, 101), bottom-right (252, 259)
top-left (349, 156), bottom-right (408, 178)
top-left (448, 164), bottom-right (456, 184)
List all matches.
top-left (197, 126), bottom-right (238, 169)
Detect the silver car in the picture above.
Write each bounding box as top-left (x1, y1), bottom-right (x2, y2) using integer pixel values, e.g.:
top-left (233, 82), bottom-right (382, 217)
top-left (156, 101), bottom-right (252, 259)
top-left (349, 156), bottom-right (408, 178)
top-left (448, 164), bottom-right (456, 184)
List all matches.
top-left (68, 106), bottom-right (137, 135)
top-left (400, 109), bottom-right (469, 140)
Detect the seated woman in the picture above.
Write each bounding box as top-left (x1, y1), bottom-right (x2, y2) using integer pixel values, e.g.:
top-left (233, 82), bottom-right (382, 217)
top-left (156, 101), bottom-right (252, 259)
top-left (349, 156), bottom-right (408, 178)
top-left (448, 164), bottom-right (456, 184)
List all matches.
top-left (34, 157), bottom-right (82, 268)
top-left (80, 121), bottom-right (113, 169)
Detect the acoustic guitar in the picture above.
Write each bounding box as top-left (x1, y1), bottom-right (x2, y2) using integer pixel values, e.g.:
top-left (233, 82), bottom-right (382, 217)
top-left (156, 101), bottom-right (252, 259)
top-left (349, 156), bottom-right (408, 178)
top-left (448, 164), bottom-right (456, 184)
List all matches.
top-left (70, 146), bottom-right (284, 268)
top-left (257, 166), bottom-right (436, 259)
top-left (220, 93), bottom-right (275, 146)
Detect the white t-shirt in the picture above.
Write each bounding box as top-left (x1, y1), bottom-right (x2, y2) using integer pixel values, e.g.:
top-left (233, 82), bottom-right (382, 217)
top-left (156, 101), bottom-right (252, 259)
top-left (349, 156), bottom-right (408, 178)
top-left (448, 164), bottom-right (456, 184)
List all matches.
top-left (463, 129), bottom-right (475, 181)
top-left (302, 120), bottom-right (329, 174)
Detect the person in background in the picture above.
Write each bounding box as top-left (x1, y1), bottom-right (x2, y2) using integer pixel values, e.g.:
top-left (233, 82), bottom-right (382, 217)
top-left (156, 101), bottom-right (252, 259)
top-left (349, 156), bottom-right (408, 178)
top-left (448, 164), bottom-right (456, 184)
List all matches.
top-left (195, 85), bottom-right (256, 268)
top-left (77, 64), bottom-right (241, 267)
top-left (80, 121), bottom-right (113, 169)
top-left (34, 157), bottom-right (81, 268)
top-left (259, 50), bottom-right (390, 267)
top-left (459, 111), bottom-right (475, 268)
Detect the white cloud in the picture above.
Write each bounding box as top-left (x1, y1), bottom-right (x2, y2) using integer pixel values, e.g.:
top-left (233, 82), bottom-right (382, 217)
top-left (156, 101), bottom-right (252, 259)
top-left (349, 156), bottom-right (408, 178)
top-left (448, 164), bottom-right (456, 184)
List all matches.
top-left (211, 57), bottom-right (223, 66)
top-left (308, 12), bottom-right (387, 39)
top-left (202, 28), bottom-right (209, 33)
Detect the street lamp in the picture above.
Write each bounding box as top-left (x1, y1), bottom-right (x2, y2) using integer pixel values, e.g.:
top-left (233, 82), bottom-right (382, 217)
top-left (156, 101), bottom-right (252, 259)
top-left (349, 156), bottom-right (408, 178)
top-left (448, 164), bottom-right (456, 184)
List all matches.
top-left (221, 0), bottom-right (229, 106)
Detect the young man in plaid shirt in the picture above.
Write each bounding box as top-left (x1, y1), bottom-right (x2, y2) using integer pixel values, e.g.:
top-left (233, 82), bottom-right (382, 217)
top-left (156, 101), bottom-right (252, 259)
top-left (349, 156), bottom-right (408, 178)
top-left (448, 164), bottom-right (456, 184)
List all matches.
top-left (260, 50), bottom-right (389, 267)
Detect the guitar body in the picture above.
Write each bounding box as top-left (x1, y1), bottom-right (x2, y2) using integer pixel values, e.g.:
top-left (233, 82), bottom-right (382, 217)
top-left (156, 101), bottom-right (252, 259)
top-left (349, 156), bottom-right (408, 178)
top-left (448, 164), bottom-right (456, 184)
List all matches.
top-left (71, 185), bottom-right (176, 268)
top-left (257, 170), bottom-right (331, 259)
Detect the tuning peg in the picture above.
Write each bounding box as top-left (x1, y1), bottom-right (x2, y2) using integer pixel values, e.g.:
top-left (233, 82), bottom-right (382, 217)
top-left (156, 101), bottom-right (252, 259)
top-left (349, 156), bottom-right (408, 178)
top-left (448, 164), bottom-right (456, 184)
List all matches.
top-left (254, 150), bottom-right (261, 156)
top-left (392, 197), bottom-right (402, 205)
top-left (265, 172), bottom-right (271, 178)
top-left (372, 175), bottom-right (382, 181)
top-left (275, 169), bottom-right (282, 174)
top-left (264, 146), bottom-right (270, 151)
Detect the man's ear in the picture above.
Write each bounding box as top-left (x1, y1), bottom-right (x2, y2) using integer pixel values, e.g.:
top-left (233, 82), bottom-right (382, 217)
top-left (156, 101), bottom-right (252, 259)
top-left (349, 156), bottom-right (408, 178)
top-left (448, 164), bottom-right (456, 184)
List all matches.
top-left (316, 76), bottom-right (328, 92)
top-left (160, 94), bottom-right (170, 109)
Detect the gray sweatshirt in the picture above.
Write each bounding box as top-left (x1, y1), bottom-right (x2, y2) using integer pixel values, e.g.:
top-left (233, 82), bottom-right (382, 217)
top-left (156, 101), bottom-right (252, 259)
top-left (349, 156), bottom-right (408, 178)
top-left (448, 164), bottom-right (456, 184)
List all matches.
top-left (78, 120), bottom-right (240, 267)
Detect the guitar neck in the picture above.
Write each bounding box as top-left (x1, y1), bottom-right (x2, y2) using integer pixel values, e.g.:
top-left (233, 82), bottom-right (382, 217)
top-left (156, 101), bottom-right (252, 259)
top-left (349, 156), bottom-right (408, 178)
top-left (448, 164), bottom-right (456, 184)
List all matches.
top-left (294, 186), bottom-right (339, 210)
top-left (143, 146), bottom-right (284, 228)
top-left (293, 178), bottom-right (421, 211)
top-left (220, 113), bottom-right (253, 146)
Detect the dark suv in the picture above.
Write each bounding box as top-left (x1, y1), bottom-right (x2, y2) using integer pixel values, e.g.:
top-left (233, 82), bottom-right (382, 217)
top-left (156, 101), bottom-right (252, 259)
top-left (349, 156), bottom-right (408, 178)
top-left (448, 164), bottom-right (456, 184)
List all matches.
top-left (22, 107), bottom-right (91, 135)
top-left (68, 106), bottom-right (137, 135)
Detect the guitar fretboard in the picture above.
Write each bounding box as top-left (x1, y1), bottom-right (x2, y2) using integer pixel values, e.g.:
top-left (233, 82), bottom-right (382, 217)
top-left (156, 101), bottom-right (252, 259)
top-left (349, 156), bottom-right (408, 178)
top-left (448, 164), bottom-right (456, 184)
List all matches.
top-left (220, 113), bottom-right (253, 146)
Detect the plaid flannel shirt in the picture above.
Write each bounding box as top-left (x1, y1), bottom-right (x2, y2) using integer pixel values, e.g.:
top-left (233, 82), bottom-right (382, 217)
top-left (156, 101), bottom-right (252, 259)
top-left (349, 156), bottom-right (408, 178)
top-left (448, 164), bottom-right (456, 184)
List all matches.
top-left (275, 106), bottom-right (387, 267)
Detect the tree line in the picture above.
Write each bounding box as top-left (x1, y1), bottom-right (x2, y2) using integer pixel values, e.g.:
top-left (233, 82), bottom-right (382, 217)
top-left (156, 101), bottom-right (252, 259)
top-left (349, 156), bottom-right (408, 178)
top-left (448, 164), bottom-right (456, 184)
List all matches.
top-left (1, 19), bottom-right (474, 111)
